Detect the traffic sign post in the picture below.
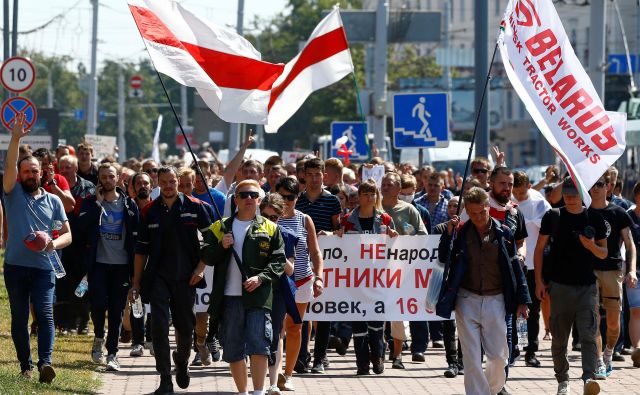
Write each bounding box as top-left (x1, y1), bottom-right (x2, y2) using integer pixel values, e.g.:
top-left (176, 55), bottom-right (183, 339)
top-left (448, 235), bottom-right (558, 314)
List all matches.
top-left (331, 122), bottom-right (369, 161)
top-left (393, 92), bottom-right (449, 149)
top-left (1, 96), bottom-right (37, 131)
top-left (1, 57), bottom-right (36, 93)
top-left (129, 75), bottom-right (143, 98)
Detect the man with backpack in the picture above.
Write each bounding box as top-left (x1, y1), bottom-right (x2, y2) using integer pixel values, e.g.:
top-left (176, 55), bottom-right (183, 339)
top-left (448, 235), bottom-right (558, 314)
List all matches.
top-left (534, 177), bottom-right (608, 395)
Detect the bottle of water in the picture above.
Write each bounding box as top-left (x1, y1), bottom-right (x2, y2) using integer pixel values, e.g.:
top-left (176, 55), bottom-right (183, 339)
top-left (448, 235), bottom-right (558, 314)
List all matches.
top-left (517, 316), bottom-right (528, 348)
top-left (380, 224), bottom-right (387, 235)
top-left (403, 223), bottom-right (416, 235)
top-left (132, 290), bottom-right (144, 319)
top-left (47, 250), bottom-right (66, 279)
top-left (74, 275), bottom-right (89, 298)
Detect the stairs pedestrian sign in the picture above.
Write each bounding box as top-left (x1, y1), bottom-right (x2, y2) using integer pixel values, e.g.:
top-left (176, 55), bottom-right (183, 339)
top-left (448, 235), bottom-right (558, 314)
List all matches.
top-left (331, 121), bottom-right (369, 161)
top-left (393, 92), bottom-right (449, 149)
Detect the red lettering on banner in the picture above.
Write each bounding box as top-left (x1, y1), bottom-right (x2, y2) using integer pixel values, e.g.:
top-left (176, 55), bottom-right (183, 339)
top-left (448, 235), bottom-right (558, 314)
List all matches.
top-left (591, 126), bottom-right (618, 151)
top-left (387, 269), bottom-right (402, 288)
top-left (360, 244), bottom-right (373, 259)
top-left (560, 88), bottom-right (593, 117)
top-left (576, 106), bottom-right (609, 134)
top-left (515, 0), bottom-right (541, 27)
top-left (354, 268), bottom-right (370, 288)
top-left (335, 267), bottom-right (351, 287)
top-left (551, 75), bottom-right (577, 102)
top-left (415, 268), bottom-right (432, 288)
top-left (373, 268), bottom-right (385, 288)
top-left (525, 29), bottom-right (557, 56)
top-left (375, 244), bottom-right (386, 259)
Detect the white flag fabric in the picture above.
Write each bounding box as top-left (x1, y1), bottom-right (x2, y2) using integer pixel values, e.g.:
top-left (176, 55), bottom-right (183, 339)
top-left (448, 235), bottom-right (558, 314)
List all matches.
top-left (128, 1), bottom-right (353, 133)
top-left (498, 0), bottom-right (626, 206)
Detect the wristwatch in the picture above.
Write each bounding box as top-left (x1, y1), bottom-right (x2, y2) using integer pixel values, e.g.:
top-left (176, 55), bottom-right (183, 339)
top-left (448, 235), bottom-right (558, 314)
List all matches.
top-left (47, 179), bottom-right (57, 187)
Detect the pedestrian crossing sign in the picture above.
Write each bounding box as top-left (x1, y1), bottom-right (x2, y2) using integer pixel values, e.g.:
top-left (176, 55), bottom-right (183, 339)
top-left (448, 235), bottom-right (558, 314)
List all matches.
top-left (393, 92), bottom-right (450, 149)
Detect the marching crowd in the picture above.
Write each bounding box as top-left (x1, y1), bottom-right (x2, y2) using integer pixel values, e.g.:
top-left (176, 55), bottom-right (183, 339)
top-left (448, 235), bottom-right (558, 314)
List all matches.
top-left (3, 113), bottom-right (640, 395)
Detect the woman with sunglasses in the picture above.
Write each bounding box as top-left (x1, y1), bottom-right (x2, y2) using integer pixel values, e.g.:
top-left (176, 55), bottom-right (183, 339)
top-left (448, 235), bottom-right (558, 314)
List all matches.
top-left (259, 193), bottom-right (298, 395)
top-left (275, 177), bottom-right (324, 391)
top-left (339, 178), bottom-right (397, 375)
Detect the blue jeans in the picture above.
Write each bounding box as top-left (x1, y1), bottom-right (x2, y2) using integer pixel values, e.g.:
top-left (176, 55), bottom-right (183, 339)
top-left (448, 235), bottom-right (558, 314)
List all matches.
top-left (4, 263), bottom-right (56, 371)
top-left (219, 297), bottom-right (272, 363)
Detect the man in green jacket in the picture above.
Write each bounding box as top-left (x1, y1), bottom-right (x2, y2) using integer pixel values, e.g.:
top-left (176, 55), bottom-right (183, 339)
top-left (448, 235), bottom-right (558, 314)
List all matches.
top-left (201, 179), bottom-right (285, 395)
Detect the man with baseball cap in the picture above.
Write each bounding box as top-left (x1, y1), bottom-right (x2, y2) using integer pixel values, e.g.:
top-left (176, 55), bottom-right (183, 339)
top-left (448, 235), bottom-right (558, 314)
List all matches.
top-left (534, 177), bottom-right (608, 395)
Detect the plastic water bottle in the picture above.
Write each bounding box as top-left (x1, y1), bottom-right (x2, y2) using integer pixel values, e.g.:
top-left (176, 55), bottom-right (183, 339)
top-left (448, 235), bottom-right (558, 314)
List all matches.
top-left (47, 250), bottom-right (66, 279)
top-left (131, 291), bottom-right (144, 319)
top-left (380, 225), bottom-right (387, 235)
top-left (403, 223), bottom-right (416, 235)
top-left (517, 316), bottom-right (528, 348)
top-left (74, 275), bottom-right (89, 298)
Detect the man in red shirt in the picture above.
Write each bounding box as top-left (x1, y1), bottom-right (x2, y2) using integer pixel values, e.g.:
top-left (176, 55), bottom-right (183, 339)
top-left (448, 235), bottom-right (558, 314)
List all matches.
top-left (33, 148), bottom-right (75, 213)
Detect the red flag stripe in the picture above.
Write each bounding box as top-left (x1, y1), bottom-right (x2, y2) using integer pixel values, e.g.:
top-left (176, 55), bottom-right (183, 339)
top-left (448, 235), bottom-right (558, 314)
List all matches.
top-left (129, 5), bottom-right (284, 91)
top-left (268, 27), bottom-right (349, 110)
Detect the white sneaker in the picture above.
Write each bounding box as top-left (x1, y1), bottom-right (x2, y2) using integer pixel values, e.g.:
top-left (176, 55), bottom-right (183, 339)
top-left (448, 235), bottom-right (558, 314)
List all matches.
top-left (583, 379), bottom-right (600, 395)
top-left (91, 337), bottom-right (105, 364)
top-left (144, 341), bottom-right (154, 356)
top-left (105, 354), bottom-right (120, 371)
top-left (130, 344), bottom-right (144, 357)
top-left (267, 384), bottom-right (282, 395)
top-left (196, 342), bottom-right (212, 366)
top-left (557, 381), bottom-right (570, 395)
top-left (278, 373), bottom-right (294, 391)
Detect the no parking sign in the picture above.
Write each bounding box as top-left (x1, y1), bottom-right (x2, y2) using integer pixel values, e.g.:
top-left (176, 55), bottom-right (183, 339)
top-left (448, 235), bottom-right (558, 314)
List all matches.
top-left (1, 96), bottom-right (37, 131)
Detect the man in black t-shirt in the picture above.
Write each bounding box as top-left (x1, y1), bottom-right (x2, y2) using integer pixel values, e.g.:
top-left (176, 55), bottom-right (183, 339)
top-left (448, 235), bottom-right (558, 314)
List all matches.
top-left (534, 177), bottom-right (608, 395)
top-left (589, 174), bottom-right (637, 378)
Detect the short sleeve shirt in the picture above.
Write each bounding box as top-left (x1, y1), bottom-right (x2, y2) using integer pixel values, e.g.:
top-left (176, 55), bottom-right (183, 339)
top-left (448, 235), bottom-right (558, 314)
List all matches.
top-left (593, 203), bottom-right (632, 271)
top-left (295, 189), bottom-right (341, 232)
top-left (4, 183), bottom-right (67, 270)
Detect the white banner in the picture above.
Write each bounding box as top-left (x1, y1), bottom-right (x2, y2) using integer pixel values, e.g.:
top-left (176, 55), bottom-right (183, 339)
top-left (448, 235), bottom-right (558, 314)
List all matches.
top-left (194, 265), bottom-right (214, 313)
top-left (84, 134), bottom-right (117, 160)
top-left (305, 234), bottom-right (446, 321)
top-left (498, 0), bottom-right (626, 206)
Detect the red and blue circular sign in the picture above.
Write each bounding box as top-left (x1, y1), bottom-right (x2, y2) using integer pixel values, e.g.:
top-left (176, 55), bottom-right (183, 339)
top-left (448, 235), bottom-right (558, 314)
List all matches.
top-left (1, 96), bottom-right (37, 131)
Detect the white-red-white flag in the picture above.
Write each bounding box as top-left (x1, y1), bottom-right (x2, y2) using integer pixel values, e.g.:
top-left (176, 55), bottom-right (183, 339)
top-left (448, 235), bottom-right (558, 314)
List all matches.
top-left (127, 0), bottom-right (353, 132)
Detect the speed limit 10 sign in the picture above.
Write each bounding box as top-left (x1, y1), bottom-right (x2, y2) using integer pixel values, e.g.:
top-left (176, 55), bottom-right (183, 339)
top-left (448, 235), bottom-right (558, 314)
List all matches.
top-left (1, 57), bottom-right (36, 93)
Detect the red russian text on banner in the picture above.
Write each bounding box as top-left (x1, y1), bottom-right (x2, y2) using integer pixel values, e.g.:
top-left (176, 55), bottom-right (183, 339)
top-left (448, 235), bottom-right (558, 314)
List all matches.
top-left (498, 0), bottom-right (626, 207)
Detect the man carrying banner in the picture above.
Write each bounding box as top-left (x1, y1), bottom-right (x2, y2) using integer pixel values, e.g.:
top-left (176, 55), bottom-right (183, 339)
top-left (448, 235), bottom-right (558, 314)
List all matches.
top-left (534, 177), bottom-right (608, 395)
top-left (437, 187), bottom-right (530, 395)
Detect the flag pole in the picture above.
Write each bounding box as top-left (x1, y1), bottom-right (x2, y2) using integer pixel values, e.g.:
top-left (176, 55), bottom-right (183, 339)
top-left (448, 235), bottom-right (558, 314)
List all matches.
top-left (351, 72), bottom-right (372, 159)
top-left (455, 41), bottom-right (499, 216)
top-left (152, 69), bottom-right (224, 222)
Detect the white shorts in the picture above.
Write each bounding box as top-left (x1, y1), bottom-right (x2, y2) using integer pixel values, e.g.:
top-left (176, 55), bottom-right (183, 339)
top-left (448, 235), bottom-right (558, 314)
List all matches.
top-left (295, 278), bottom-right (314, 304)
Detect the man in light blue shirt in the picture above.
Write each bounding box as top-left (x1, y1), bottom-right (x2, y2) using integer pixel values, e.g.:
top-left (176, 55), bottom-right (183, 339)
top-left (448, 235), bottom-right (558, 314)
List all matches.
top-left (3, 113), bottom-right (71, 384)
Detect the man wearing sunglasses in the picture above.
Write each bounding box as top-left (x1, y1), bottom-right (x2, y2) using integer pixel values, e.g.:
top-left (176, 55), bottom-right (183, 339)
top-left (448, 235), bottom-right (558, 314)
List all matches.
top-left (589, 173), bottom-right (637, 379)
top-left (470, 157), bottom-right (491, 190)
top-left (201, 179), bottom-right (285, 395)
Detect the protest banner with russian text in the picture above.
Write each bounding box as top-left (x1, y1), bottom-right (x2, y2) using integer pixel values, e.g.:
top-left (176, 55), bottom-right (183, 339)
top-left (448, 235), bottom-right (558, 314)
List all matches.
top-left (498, 0), bottom-right (626, 206)
top-left (305, 234), bottom-right (447, 321)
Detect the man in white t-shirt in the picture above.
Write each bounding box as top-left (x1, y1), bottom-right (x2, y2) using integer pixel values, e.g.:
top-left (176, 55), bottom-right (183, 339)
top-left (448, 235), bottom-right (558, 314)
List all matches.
top-left (512, 171), bottom-right (551, 368)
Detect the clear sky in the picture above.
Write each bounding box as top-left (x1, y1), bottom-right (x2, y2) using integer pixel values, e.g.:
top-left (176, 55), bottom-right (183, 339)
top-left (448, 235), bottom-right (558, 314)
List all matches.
top-left (16, 0), bottom-right (289, 69)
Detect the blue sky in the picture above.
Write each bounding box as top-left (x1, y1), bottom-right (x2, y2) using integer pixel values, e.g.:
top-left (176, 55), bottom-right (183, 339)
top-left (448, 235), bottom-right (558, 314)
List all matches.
top-left (16, 0), bottom-right (289, 69)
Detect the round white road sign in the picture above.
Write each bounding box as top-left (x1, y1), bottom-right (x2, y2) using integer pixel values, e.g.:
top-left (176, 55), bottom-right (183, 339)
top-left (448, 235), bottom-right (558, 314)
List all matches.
top-left (0, 57), bottom-right (36, 93)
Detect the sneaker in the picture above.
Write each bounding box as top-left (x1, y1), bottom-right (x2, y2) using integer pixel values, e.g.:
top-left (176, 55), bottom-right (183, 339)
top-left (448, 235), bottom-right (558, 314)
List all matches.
top-left (267, 384), bottom-right (282, 395)
top-left (632, 348), bottom-right (640, 367)
top-left (321, 356), bottom-right (330, 368)
top-left (190, 353), bottom-right (202, 366)
top-left (38, 364), bottom-right (56, 384)
top-left (310, 361), bottom-right (325, 374)
top-left (457, 364), bottom-right (464, 375)
top-left (145, 341), bottom-right (155, 356)
top-left (154, 375), bottom-right (173, 395)
top-left (197, 342), bottom-right (212, 366)
top-left (371, 357), bottom-right (384, 374)
top-left (556, 380), bottom-right (570, 395)
top-left (91, 337), bottom-right (105, 364)
top-left (356, 368), bottom-right (370, 375)
top-left (432, 340), bottom-right (445, 348)
top-left (444, 363), bottom-right (458, 378)
top-left (604, 360), bottom-right (613, 377)
top-left (206, 338), bottom-right (221, 362)
top-left (525, 353), bottom-right (541, 367)
top-left (583, 379), bottom-right (600, 395)
top-left (294, 359), bottom-right (310, 374)
top-left (622, 347), bottom-right (634, 355)
top-left (332, 337), bottom-right (347, 356)
top-left (20, 369), bottom-right (33, 379)
top-left (572, 343), bottom-right (582, 351)
top-left (412, 352), bottom-right (425, 362)
top-left (391, 358), bottom-right (405, 369)
top-left (594, 362), bottom-right (607, 380)
top-left (173, 351), bottom-right (190, 389)
top-left (612, 351), bottom-right (625, 362)
top-left (106, 354), bottom-right (120, 371)
top-left (278, 373), bottom-right (295, 391)
top-left (130, 344), bottom-right (144, 357)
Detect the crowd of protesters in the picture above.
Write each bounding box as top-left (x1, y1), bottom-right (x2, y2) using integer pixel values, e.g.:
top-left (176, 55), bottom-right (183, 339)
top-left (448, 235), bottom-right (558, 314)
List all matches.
top-left (3, 115), bottom-right (640, 395)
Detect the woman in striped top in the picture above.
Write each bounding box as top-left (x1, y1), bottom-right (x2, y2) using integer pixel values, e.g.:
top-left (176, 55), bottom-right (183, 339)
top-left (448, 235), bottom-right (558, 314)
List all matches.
top-left (275, 177), bottom-right (324, 392)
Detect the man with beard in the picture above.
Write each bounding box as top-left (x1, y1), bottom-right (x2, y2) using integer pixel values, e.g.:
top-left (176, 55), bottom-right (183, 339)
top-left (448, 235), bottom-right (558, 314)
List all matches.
top-left (133, 172), bottom-right (152, 209)
top-left (3, 113), bottom-right (72, 383)
top-left (128, 166), bottom-right (212, 394)
top-left (78, 163), bottom-right (139, 371)
top-left (56, 155), bottom-right (95, 335)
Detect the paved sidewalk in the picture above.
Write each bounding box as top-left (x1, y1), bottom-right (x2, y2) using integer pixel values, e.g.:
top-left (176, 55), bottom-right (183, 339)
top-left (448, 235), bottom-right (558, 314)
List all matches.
top-left (98, 333), bottom-right (640, 394)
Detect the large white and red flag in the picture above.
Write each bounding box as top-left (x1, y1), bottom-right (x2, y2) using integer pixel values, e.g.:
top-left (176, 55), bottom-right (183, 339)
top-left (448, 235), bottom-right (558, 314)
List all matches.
top-left (498, 0), bottom-right (626, 206)
top-left (127, 0), bottom-right (353, 132)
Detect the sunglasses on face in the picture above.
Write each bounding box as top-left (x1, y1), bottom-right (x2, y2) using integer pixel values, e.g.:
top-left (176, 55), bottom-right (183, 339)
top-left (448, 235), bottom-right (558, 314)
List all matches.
top-left (149, 168), bottom-right (159, 173)
top-left (265, 214), bottom-right (279, 222)
top-left (237, 191), bottom-right (260, 200)
top-left (280, 193), bottom-right (297, 201)
top-left (593, 181), bottom-right (606, 189)
top-left (472, 168), bottom-right (488, 174)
